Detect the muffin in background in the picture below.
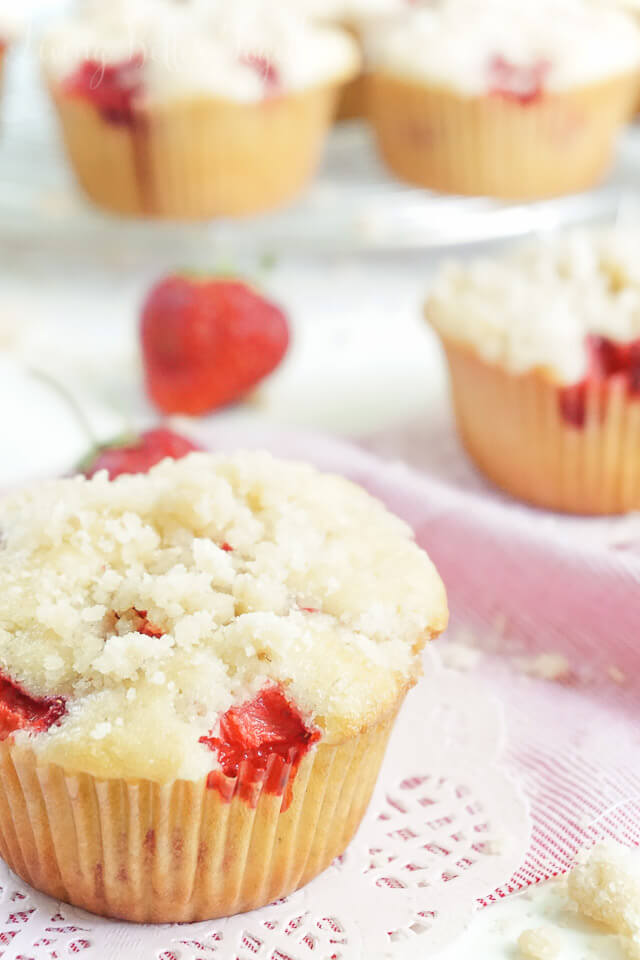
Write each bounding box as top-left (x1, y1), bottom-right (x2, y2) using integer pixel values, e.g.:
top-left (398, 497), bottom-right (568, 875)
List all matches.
top-left (42, 0), bottom-right (359, 218)
top-left (368, 0), bottom-right (640, 199)
top-left (297, 0), bottom-right (425, 121)
top-left (0, 4), bottom-right (24, 109)
top-left (0, 452), bottom-right (447, 921)
top-left (426, 229), bottom-right (640, 514)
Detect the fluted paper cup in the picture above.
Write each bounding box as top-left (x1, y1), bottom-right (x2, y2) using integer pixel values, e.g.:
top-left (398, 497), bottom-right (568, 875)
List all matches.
top-left (440, 337), bottom-right (640, 515)
top-left (48, 83), bottom-right (343, 219)
top-left (0, 706), bottom-right (397, 923)
top-left (369, 70), bottom-right (640, 199)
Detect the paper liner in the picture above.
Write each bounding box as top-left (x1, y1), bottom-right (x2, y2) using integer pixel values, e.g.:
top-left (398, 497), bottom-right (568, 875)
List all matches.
top-left (369, 71), bottom-right (640, 199)
top-left (48, 83), bottom-right (342, 219)
top-left (0, 709), bottom-right (396, 923)
top-left (440, 338), bottom-right (640, 515)
top-left (336, 74), bottom-right (368, 121)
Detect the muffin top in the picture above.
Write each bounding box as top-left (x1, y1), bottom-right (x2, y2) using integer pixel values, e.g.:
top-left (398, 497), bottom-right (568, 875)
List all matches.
top-left (43, 0), bottom-right (360, 104)
top-left (0, 452), bottom-right (447, 782)
top-left (426, 229), bottom-right (640, 384)
top-left (368, 0), bottom-right (640, 94)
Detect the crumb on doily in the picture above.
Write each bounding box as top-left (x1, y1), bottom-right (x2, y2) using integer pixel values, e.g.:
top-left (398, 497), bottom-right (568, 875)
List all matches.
top-left (516, 653), bottom-right (571, 682)
top-left (517, 926), bottom-right (562, 959)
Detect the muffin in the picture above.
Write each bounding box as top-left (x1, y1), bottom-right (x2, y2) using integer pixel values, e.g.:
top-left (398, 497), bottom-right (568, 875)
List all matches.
top-left (42, 0), bottom-right (359, 218)
top-left (296, 0), bottom-right (422, 121)
top-left (0, 451), bottom-right (447, 921)
top-left (368, 0), bottom-right (640, 199)
top-left (0, 4), bottom-right (23, 108)
top-left (426, 229), bottom-right (640, 514)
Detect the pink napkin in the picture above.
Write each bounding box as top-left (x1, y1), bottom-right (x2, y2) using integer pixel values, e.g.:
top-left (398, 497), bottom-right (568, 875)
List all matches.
top-left (198, 419), bottom-right (640, 901)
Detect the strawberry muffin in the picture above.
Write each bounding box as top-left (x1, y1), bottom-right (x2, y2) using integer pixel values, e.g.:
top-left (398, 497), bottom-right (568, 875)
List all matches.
top-left (296, 0), bottom-right (425, 120)
top-left (0, 3), bottom-right (23, 107)
top-left (368, 0), bottom-right (640, 198)
top-left (0, 452), bottom-right (447, 921)
top-left (426, 229), bottom-right (640, 514)
top-left (42, 0), bottom-right (359, 218)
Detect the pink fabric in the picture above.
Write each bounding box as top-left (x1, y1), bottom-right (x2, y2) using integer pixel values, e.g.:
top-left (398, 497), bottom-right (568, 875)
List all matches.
top-left (199, 420), bottom-right (640, 901)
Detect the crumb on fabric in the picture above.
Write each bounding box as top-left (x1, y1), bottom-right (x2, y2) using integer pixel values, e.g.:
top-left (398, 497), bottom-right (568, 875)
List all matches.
top-left (516, 653), bottom-right (571, 682)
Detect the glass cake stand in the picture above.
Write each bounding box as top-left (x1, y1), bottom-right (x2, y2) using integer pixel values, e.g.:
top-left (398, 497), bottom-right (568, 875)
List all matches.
top-left (1, 27), bottom-right (640, 262)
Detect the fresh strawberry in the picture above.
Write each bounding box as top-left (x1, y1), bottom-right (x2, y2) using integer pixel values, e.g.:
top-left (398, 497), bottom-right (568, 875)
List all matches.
top-left (141, 275), bottom-right (290, 415)
top-left (63, 54), bottom-right (145, 125)
top-left (80, 427), bottom-right (201, 479)
top-left (0, 674), bottom-right (66, 740)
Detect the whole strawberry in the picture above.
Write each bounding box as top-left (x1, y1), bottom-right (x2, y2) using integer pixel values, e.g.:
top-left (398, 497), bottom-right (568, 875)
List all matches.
top-left (141, 275), bottom-right (290, 415)
top-left (80, 427), bottom-right (200, 479)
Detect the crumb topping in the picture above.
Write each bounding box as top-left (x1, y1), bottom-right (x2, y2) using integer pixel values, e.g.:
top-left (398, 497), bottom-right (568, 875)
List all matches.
top-left (0, 452), bottom-right (447, 781)
top-left (368, 0), bottom-right (640, 94)
top-left (43, 0), bottom-right (360, 104)
top-left (427, 229), bottom-right (640, 384)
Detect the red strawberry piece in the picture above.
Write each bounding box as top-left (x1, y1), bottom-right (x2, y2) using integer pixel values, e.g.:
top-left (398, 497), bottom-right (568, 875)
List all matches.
top-left (141, 276), bottom-right (290, 415)
top-left (81, 428), bottom-right (201, 479)
top-left (63, 54), bottom-right (145, 125)
top-left (0, 674), bottom-right (66, 740)
top-left (558, 382), bottom-right (588, 429)
top-left (199, 686), bottom-right (319, 808)
top-left (587, 335), bottom-right (629, 379)
top-left (558, 335), bottom-right (640, 427)
top-left (239, 53), bottom-right (281, 95)
top-left (488, 55), bottom-right (550, 105)
top-left (629, 341), bottom-right (640, 396)
top-left (131, 608), bottom-right (164, 638)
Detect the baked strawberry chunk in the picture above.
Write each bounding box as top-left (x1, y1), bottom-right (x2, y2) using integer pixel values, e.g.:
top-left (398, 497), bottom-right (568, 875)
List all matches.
top-left (0, 674), bottom-right (66, 740)
top-left (141, 275), bottom-right (290, 415)
top-left (239, 53), bottom-right (281, 95)
top-left (80, 428), bottom-right (201, 479)
top-left (559, 335), bottom-right (640, 427)
top-left (200, 686), bottom-right (320, 808)
top-left (63, 54), bottom-right (145, 125)
top-left (488, 55), bottom-right (550, 105)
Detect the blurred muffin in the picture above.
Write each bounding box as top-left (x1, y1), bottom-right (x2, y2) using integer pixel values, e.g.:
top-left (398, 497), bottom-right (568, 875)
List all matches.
top-left (426, 229), bottom-right (640, 514)
top-left (42, 0), bottom-right (359, 218)
top-left (0, 452), bottom-right (447, 921)
top-left (298, 0), bottom-right (422, 121)
top-left (368, 0), bottom-right (640, 198)
top-left (0, 4), bottom-right (23, 108)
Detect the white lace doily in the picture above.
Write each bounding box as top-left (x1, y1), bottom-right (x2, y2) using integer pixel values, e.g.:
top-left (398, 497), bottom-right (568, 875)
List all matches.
top-left (0, 652), bottom-right (529, 960)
